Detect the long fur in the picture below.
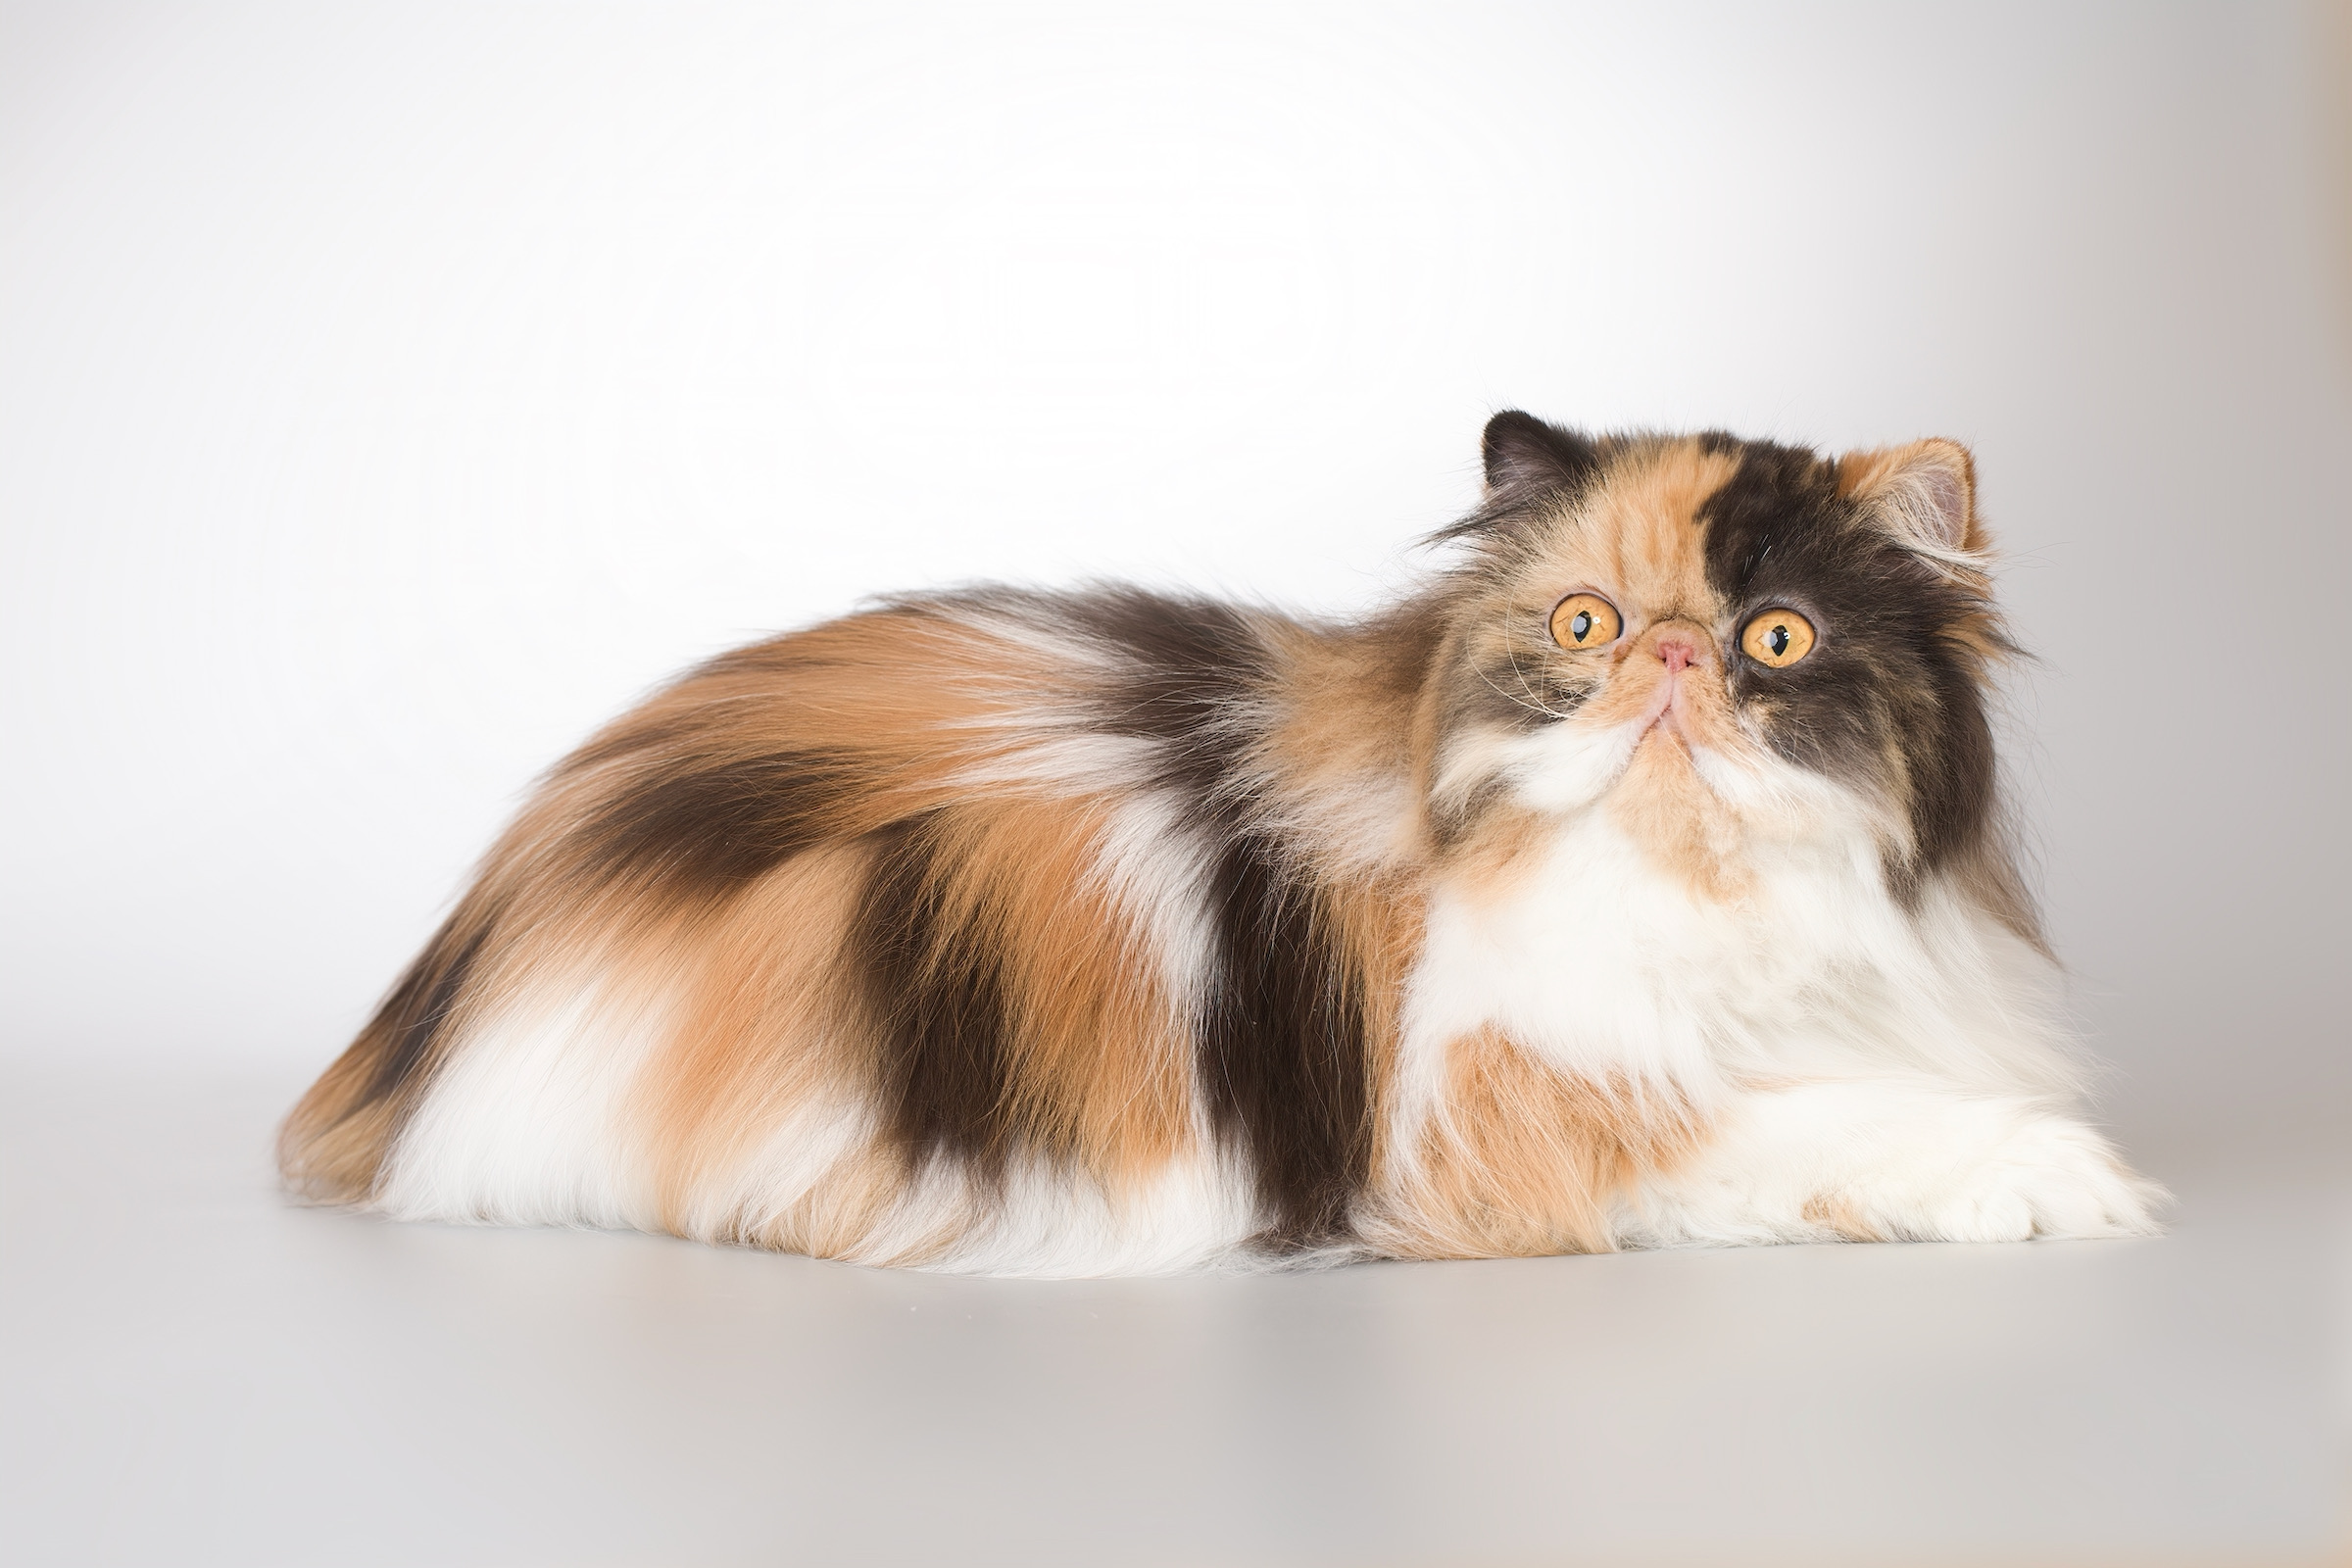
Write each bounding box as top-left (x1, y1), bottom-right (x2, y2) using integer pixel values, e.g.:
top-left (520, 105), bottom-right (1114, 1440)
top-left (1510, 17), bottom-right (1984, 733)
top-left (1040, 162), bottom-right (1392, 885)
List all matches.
top-left (280, 416), bottom-right (2164, 1276)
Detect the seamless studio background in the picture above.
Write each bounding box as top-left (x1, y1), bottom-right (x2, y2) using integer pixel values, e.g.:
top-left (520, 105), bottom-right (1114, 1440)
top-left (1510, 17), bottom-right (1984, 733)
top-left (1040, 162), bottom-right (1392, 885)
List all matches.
top-left (3, 5), bottom-right (2349, 1564)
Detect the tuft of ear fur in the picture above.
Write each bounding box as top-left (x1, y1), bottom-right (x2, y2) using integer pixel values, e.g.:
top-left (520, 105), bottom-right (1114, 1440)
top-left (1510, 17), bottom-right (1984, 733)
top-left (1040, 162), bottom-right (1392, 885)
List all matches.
top-left (1838, 438), bottom-right (1986, 566)
top-left (1839, 437), bottom-right (2016, 674)
top-left (1482, 411), bottom-right (1602, 500)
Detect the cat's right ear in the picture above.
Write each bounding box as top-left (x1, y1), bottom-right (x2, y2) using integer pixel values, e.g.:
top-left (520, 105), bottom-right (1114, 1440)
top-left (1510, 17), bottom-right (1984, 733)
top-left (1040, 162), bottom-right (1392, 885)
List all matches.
top-left (1838, 438), bottom-right (1989, 570)
top-left (1481, 411), bottom-right (1602, 500)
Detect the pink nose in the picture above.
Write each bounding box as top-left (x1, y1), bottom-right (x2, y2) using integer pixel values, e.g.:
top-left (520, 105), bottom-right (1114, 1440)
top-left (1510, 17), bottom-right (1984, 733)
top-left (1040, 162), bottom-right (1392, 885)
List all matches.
top-left (1653, 632), bottom-right (1700, 673)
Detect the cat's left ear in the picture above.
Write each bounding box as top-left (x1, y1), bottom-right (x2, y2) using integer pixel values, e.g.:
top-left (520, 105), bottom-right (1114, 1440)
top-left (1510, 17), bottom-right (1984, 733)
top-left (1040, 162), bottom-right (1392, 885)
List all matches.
top-left (1482, 411), bottom-right (1602, 500)
top-left (1837, 438), bottom-right (1986, 564)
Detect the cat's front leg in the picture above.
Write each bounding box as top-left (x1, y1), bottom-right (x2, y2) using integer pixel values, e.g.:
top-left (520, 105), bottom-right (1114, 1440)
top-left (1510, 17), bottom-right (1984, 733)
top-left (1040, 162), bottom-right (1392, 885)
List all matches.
top-left (1617, 1080), bottom-right (2167, 1248)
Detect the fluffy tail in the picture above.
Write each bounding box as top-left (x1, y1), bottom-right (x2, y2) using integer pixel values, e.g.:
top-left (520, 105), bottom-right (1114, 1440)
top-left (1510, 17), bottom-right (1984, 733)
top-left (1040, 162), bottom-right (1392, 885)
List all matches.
top-left (276, 907), bottom-right (489, 1201)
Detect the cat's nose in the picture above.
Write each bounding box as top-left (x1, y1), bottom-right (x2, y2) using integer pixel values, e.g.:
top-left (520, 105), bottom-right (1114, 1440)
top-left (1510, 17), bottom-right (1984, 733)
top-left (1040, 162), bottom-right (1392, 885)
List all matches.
top-left (1652, 631), bottom-right (1701, 673)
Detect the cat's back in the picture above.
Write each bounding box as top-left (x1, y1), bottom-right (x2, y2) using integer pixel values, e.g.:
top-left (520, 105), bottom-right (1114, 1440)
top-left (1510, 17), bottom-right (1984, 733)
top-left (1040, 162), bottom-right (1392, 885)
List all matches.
top-left (277, 586), bottom-right (1390, 1273)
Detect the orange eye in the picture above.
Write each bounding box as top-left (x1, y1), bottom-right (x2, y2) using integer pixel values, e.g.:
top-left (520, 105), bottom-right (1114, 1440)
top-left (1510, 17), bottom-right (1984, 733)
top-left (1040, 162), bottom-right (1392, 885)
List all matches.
top-left (1740, 609), bottom-right (1817, 667)
top-left (1549, 593), bottom-right (1622, 650)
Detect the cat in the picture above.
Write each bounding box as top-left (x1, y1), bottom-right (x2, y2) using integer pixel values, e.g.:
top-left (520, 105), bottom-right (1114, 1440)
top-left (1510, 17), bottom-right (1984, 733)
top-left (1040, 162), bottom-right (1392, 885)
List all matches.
top-left (279, 413), bottom-right (2164, 1276)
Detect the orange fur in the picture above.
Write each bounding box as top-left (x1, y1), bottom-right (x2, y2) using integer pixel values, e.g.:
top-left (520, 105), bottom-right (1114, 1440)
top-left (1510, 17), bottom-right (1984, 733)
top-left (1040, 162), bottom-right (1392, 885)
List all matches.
top-left (933, 797), bottom-right (1196, 1187)
top-left (1367, 1028), bottom-right (1701, 1259)
top-left (641, 841), bottom-right (875, 1237)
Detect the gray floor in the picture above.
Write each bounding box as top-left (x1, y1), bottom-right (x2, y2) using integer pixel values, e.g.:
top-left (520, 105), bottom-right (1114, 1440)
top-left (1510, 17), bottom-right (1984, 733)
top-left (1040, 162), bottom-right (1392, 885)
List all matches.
top-left (2, 1062), bottom-right (2341, 1567)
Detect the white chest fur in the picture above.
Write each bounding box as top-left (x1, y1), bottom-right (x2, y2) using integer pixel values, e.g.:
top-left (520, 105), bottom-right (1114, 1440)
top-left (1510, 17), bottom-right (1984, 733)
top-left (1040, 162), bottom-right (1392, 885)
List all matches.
top-left (1398, 792), bottom-right (2064, 1113)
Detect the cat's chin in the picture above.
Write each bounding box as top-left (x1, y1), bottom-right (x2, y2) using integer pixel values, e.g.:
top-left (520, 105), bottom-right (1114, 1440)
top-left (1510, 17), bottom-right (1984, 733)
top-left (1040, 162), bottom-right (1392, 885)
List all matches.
top-left (1596, 727), bottom-right (1899, 870)
top-left (1616, 724), bottom-right (1709, 801)
top-left (1623, 721), bottom-right (1765, 807)
top-left (1632, 716), bottom-right (1692, 760)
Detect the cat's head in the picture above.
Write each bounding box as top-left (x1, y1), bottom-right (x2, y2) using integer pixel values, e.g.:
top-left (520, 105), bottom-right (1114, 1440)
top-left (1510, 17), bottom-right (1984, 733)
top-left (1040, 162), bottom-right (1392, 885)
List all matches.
top-left (1422, 412), bottom-right (2021, 916)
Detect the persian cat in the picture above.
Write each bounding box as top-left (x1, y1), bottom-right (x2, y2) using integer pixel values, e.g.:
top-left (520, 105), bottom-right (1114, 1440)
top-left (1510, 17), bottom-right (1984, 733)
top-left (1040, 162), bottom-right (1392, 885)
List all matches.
top-left (281, 414), bottom-right (2163, 1275)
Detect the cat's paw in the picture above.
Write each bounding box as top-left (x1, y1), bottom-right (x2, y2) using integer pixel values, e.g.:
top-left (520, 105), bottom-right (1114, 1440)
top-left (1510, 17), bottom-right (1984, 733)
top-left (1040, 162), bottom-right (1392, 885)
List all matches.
top-left (1841, 1114), bottom-right (2167, 1243)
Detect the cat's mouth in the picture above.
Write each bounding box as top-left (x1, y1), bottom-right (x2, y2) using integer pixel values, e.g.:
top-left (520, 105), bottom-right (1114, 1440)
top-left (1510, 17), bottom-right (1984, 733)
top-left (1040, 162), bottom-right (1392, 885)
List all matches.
top-left (1632, 673), bottom-right (1695, 752)
top-left (1611, 665), bottom-right (1755, 797)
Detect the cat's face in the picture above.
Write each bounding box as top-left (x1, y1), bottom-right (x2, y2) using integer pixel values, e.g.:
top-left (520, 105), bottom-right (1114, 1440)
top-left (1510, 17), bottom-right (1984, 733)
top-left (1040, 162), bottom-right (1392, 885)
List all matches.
top-left (1427, 415), bottom-right (2008, 900)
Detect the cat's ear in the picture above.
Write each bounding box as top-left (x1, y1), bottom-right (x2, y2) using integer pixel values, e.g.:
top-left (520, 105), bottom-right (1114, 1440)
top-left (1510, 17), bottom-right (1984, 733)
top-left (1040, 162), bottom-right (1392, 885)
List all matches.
top-left (1482, 411), bottom-right (1602, 500)
top-left (1838, 438), bottom-right (1986, 564)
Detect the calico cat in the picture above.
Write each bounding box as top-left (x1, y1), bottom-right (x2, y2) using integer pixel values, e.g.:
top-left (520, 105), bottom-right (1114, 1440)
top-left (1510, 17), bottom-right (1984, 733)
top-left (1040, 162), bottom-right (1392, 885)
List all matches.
top-left (280, 413), bottom-right (2163, 1275)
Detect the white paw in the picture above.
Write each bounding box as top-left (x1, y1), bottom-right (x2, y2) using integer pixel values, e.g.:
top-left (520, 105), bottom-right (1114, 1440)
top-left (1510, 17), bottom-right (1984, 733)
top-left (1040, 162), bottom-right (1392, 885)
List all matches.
top-left (1842, 1113), bottom-right (2167, 1243)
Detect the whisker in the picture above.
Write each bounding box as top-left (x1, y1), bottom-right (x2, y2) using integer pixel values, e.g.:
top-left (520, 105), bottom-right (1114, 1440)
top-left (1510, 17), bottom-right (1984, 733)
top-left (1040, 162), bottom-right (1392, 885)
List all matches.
top-left (1494, 605), bottom-right (1577, 722)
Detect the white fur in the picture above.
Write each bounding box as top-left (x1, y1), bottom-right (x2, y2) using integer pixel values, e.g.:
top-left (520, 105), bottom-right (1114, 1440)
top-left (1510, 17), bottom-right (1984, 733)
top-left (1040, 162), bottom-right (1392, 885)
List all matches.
top-left (1618, 1079), bottom-right (2163, 1245)
top-left (376, 976), bottom-right (669, 1231)
top-left (1475, 710), bottom-right (1645, 817)
top-left (1090, 790), bottom-right (1220, 1018)
top-left (851, 1144), bottom-right (1266, 1278)
top-left (676, 1086), bottom-right (881, 1244)
top-left (383, 985), bottom-right (1270, 1277)
top-left (1396, 711), bottom-right (2161, 1247)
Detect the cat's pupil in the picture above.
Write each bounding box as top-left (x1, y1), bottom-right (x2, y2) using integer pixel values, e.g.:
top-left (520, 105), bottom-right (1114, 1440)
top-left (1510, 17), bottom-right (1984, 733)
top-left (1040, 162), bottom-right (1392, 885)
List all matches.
top-left (1768, 624), bottom-right (1788, 656)
top-left (1571, 611), bottom-right (1593, 642)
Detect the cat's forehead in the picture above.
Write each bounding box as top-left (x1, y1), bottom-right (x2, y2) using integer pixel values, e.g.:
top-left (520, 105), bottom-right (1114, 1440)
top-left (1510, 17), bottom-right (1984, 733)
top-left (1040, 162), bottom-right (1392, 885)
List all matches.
top-left (1527, 434), bottom-right (1843, 615)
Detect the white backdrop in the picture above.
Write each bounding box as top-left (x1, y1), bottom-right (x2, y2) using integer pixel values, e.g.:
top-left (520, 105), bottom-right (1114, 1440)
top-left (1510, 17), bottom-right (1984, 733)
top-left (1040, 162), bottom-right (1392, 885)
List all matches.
top-left (3, 3), bottom-right (2345, 1150)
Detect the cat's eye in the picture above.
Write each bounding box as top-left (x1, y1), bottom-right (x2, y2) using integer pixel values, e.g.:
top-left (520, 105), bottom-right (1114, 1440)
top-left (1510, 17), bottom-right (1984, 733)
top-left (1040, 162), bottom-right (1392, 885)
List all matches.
top-left (1549, 593), bottom-right (1622, 650)
top-left (1740, 609), bottom-right (1817, 667)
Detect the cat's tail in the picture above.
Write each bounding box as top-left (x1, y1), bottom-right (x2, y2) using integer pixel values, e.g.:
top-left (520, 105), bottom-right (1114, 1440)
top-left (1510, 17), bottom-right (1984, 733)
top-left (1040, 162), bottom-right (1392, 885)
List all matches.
top-left (276, 902), bottom-right (494, 1203)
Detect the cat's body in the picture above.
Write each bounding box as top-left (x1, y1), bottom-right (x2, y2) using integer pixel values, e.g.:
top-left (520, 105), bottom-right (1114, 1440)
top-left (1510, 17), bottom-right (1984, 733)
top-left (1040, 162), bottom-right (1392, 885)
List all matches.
top-left (280, 416), bottom-right (2163, 1275)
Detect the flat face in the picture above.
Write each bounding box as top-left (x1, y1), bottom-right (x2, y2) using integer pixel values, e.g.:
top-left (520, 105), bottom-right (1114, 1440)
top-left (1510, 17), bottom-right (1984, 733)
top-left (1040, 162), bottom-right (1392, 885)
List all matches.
top-left (1433, 432), bottom-right (2004, 899)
